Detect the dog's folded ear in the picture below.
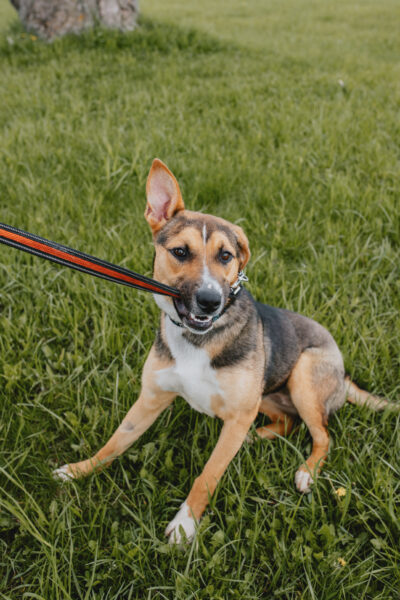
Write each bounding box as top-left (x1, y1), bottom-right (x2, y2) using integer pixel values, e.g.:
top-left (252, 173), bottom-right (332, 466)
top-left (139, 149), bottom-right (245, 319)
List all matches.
top-left (145, 159), bottom-right (185, 234)
top-left (233, 224), bottom-right (251, 270)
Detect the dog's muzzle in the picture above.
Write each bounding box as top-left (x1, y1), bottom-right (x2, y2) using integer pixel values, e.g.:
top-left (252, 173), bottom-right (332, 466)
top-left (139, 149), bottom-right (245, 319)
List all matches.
top-left (173, 296), bottom-right (219, 332)
top-left (171, 271), bottom-right (248, 334)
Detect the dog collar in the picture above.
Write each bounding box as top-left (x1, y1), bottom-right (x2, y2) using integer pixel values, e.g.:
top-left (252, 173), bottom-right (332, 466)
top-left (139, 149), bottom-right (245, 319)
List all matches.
top-left (168, 271), bottom-right (248, 329)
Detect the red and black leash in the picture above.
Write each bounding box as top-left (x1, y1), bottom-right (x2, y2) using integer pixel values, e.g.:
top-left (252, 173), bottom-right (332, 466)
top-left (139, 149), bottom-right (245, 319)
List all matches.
top-left (0, 222), bottom-right (180, 299)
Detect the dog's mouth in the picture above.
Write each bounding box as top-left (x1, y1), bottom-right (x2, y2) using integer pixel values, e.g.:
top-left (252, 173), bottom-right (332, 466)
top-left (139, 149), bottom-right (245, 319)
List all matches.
top-left (173, 298), bottom-right (214, 332)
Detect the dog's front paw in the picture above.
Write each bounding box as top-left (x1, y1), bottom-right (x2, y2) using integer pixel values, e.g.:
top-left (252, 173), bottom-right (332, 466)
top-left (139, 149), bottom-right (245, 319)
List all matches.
top-left (53, 464), bottom-right (75, 482)
top-left (165, 501), bottom-right (197, 544)
top-left (295, 466), bottom-right (314, 493)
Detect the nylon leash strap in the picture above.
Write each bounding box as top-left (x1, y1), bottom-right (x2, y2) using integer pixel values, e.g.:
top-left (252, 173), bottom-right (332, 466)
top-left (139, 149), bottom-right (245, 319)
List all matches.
top-left (0, 222), bottom-right (180, 299)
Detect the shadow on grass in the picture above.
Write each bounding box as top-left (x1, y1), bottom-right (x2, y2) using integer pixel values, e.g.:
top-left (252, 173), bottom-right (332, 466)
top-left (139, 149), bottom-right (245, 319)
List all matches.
top-left (0, 16), bottom-right (231, 66)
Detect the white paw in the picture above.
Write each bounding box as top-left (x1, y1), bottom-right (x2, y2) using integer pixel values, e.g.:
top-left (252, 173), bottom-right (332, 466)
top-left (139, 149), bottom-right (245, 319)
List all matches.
top-left (53, 464), bottom-right (75, 482)
top-left (295, 468), bottom-right (314, 493)
top-left (165, 501), bottom-right (197, 544)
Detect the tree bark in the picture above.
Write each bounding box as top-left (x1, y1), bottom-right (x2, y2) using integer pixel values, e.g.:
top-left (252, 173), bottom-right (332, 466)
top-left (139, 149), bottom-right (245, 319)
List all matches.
top-left (9, 0), bottom-right (139, 40)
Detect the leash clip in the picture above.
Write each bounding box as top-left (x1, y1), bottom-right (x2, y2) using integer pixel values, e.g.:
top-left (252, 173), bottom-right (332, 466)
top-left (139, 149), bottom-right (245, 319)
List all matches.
top-left (230, 270), bottom-right (248, 296)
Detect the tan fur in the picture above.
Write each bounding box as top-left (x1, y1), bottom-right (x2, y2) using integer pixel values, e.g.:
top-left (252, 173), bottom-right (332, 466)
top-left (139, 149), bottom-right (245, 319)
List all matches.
top-left (186, 406), bottom-right (259, 520)
top-left (151, 218), bottom-right (248, 294)
top-left (206, 230), bottom-right (239, 285)
top-left (153, 226), bottom-right (205, 287)
top-left (256, 395), bottom-right (295, 439)
top-left (211, 334), bottom-right (265, 421)
top-left (61, 347), bottom-right (175, 478)
top-left (54, 158), bottom-right (391, 539)
top-left (287, 352), bottom-right (331, 477)
top-left (60, 163), bottom-right (260, 521)
top-left (145, 159), bottom-right (184, 234)
top-left (345, 376), bottom-right (388, 410)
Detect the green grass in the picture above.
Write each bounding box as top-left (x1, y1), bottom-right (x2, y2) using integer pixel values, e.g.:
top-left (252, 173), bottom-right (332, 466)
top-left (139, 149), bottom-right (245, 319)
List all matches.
top-left (0, 0), bottom-right (399, 598)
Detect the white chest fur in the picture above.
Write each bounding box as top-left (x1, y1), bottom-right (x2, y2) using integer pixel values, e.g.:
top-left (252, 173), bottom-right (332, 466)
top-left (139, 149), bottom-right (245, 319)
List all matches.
top-left (155, 318), bottom-right (221, 417)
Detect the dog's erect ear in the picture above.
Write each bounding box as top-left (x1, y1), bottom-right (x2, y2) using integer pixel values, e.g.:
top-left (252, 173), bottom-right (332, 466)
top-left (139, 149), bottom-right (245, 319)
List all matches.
top-left (233, 224), bottom-right (250, 270)
top-left (145, 159), bottom-right (185, 234)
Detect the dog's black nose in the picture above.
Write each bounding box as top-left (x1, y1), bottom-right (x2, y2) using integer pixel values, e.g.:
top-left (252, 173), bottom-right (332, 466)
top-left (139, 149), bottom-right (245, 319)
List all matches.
top-left (196, 288), bottom-right (222, 313)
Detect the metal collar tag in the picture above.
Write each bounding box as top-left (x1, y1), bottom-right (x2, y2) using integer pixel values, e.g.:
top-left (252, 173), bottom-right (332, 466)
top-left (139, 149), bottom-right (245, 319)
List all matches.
top-left (229, 270), bottom-right (249, 296)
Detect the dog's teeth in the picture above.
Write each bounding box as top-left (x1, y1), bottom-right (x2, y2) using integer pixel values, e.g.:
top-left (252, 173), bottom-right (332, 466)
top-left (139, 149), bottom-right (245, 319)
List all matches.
top-left (189, 312), bottom-right (209, 323)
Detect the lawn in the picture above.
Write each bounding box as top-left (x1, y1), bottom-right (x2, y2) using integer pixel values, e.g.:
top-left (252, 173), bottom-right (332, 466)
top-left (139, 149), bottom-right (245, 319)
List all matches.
top-left (0, 0), bottom-right (399, 598)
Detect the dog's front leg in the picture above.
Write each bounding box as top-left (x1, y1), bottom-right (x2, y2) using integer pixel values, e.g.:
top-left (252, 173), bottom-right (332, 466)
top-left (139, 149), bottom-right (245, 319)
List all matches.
top-left (165, 407), bottom-right (258, 544)
top-left (53, 388), bottom-right (175, 480)
top-left (54, 389), bottom-right (175, 480)
top-left (53, 346), bottom-right (175, 480)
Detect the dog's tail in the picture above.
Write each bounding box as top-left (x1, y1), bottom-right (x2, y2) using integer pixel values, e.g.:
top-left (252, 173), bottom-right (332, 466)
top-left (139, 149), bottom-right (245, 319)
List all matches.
top-left (345, 375), bottom-right (390, 411)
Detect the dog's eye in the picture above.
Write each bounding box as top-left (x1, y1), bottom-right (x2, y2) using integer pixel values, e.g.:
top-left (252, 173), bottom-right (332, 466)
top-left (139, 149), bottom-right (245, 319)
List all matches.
top-left (171, 247), bottom-right (188, 260)
top-left (220, 250), bottom-right (233, 263)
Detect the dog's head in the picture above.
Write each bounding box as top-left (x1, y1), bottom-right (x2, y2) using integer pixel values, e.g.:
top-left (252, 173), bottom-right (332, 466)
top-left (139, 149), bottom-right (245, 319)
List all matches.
top-left (145, 159), bottom-right (250, 334)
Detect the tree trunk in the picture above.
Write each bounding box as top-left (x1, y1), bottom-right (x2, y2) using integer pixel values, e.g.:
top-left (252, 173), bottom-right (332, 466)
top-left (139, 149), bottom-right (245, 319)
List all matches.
top-left (9, 0), bottom-right (139, 41)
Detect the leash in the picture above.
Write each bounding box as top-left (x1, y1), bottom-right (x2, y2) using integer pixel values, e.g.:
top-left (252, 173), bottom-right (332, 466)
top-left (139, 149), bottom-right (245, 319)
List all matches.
top-left (0, 222), bottom-right (180, 298)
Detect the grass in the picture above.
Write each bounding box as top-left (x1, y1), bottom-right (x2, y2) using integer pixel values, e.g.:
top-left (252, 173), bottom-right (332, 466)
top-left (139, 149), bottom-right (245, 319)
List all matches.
top-left (0, 0), bottom-right (399, 597)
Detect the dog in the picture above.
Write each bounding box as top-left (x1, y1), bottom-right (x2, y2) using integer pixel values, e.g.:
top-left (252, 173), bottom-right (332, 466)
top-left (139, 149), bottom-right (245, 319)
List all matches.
top-left (54, 159), bottom-right (389, 543)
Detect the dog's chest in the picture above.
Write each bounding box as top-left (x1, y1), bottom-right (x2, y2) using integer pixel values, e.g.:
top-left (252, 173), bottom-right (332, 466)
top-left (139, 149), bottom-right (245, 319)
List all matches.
top-left (155, 321), bottom-right (221, 417)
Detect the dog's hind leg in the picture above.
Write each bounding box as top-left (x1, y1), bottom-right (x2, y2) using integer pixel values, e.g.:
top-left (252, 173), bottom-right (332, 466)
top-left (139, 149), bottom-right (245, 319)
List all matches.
top-left (255, 393), bottom-right (295, 440)
top-left (287, 350), bottom-right (344, 493)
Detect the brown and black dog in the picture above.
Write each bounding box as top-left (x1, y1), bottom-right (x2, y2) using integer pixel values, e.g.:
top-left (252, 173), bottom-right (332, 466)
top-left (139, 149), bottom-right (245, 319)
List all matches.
top-left (54, 159), bottom-right (388, 543)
